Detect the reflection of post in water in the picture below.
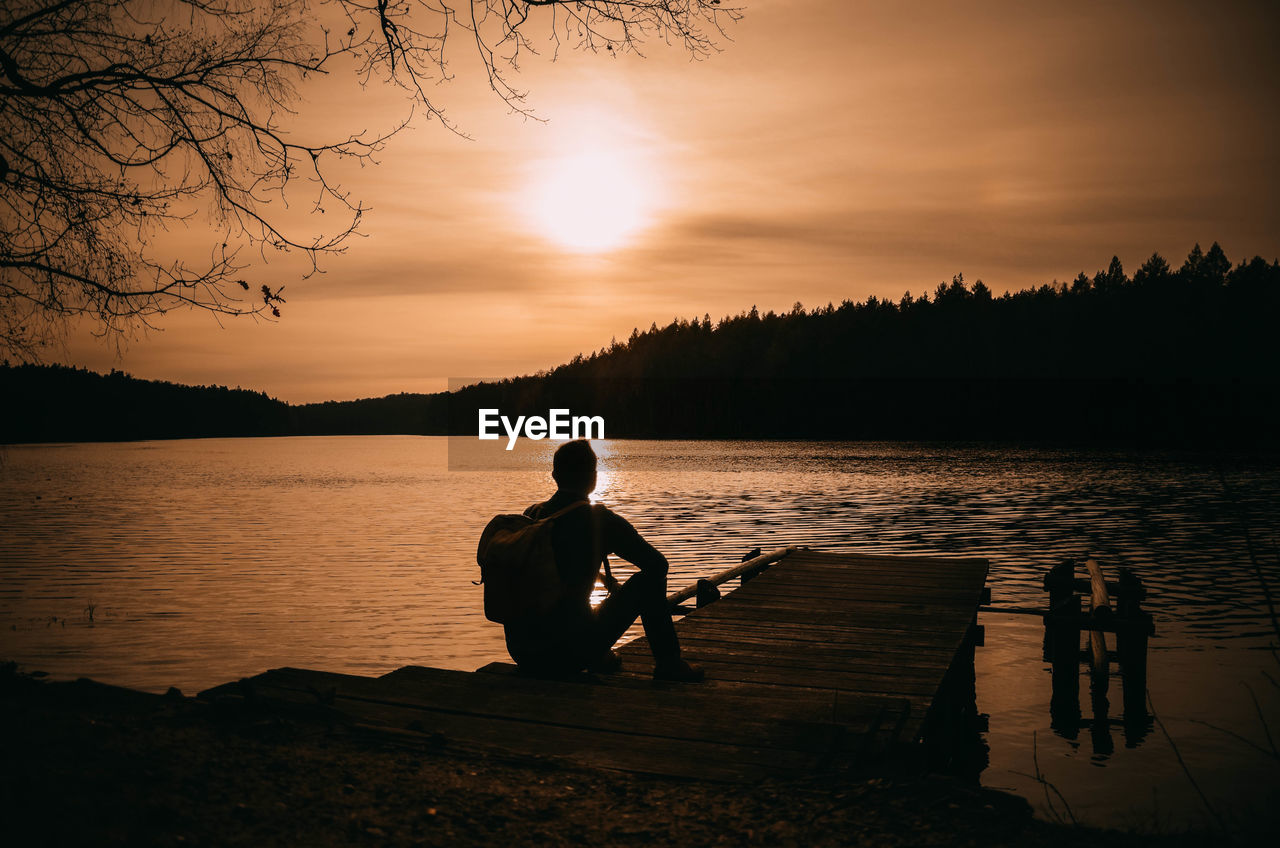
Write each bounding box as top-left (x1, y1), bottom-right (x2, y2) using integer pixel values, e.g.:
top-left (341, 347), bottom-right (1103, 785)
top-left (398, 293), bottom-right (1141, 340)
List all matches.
top-left (1115, 566), bottom-right (1152, 747)
top-left (1086, 558), bottom-right (1115, 758)
top-left (1041, 557), bottom-right (1155, 751)
top-left (1043, 561), bottom-right (1082, 738)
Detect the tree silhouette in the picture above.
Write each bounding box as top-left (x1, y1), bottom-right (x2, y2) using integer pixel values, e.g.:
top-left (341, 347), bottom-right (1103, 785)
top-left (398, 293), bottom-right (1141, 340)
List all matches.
top-left (433, 241), bottom-right (1280, 443)
top-left (1094, 255), bottom-right (1126, 292)
top-left (0, 0), bottom-right (740, 358)
top-left (1133, 252), bottom-right (1171, 286)
top-left (8, 241), bottom-right (1275, 445)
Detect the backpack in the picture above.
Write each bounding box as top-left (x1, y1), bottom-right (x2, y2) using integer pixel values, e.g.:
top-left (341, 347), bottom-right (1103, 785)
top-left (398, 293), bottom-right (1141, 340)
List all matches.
top-left (476, 500), bottom-right (590, 624)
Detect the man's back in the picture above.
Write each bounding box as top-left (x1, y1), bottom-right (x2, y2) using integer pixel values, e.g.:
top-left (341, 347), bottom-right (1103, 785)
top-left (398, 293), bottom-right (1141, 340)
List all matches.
top-left (500, 439), bottom-right (701, 681)
top-left (518, 494), bottom-right (665, 608)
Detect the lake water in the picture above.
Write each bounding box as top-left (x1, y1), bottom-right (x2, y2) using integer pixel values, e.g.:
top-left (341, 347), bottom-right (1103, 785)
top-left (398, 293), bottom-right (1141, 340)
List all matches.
top-left (2, 436), bottom-right (1278, 835)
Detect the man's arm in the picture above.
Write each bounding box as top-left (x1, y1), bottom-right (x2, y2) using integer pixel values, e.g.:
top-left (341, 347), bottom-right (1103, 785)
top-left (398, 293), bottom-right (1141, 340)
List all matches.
top-left (599, 508), bottom-right (669, 577)
top-left (600, 555), bottom-right (622, 593)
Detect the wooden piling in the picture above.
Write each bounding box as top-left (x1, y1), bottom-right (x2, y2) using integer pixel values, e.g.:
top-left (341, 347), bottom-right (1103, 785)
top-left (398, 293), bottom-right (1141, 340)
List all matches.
top-left (1115, 566), bottom-right (1152, 738)
top-left (1085, 558), bottom-right (1111, 697)
top-left (1038, 556), bottom-right (1154, 749)
top-left (695, 578), bottom-right (721, 608)
top-left (1043, 560), bottom-right (1082, 735)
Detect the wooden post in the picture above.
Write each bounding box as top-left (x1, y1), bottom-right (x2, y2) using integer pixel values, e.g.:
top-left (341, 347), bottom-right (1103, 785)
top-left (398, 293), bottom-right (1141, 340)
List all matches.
top-left (1044, 560), bottom-right (1081, 737)
top-left (1040, 557), bottom-right (1154, 749)
top-left (1088, 664), bottom-right (1115, 758)
top-left (1085, 558), bottom-right (1111, 695)
top-left (1083, 558), bottom-right (1114, 756)
top-left (667, 547), bottom-right (795, 609)
top-left (1084, 558), bottom-right (1113, 616)
top-left (1116, 566), bottom-right (1151, 744)
top-left (1115, 567), bottom-right (1151, 674)
top-left (695, 579), bottom-right (721, 608)
top-left (1115, 566), bottom-right (1146, 618)
top-left (1043, 559), bottom-right (1078, 660)
top-left (1044, 559), bottom-right (1077, 609)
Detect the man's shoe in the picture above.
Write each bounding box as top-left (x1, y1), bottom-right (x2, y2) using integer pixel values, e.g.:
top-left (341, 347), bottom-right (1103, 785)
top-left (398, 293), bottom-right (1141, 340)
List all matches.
top-left (653, 659), bottom-right (704, 683)
top-left (586, 649), bottom-right (622, 673)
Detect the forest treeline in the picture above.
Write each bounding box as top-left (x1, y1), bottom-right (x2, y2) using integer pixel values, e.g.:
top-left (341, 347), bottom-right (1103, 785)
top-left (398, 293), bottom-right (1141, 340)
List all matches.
top-left (3, 242), bottom-right (1278, 445)
top-left (0, 366), bottom-right (293, 442)
top-left (447, 242), bottom-right (1279, 443)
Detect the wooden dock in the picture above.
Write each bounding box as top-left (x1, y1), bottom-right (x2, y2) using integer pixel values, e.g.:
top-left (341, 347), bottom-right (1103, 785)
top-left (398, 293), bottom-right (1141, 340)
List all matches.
top-left (199, 549), bottom-right (989, 782)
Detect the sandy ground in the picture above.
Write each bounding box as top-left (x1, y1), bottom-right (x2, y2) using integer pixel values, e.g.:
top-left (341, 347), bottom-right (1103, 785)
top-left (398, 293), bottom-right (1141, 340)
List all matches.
top-left (0, 667), bottom-right (1217, 847)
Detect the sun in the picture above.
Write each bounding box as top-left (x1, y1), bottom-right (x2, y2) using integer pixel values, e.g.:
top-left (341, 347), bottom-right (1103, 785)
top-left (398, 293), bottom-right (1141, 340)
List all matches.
top-left (526, 149), bottom-right (655, 253)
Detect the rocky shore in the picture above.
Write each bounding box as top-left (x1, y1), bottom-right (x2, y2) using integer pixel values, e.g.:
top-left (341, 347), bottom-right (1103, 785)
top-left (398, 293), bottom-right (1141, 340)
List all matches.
top-left (1, 668), bottom-right (1210, 847)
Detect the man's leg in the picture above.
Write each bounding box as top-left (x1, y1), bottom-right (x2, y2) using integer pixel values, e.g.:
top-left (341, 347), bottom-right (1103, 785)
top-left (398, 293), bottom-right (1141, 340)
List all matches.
top-left (593, 570), bottom-right (680, 662)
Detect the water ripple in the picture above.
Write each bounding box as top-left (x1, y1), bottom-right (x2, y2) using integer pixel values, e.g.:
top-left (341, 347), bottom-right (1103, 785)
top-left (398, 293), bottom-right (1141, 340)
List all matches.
top-left (1, 437), bottom-right (1277, 695)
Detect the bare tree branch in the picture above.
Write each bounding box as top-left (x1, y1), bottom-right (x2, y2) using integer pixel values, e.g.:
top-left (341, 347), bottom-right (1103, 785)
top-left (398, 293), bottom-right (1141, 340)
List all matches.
top-left (0, 0), bottom-right (741, 358)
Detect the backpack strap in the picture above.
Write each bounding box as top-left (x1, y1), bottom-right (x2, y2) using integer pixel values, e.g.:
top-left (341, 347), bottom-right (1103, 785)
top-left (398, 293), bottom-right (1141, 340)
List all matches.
top-left (540, 499), bottom-right (591, 522)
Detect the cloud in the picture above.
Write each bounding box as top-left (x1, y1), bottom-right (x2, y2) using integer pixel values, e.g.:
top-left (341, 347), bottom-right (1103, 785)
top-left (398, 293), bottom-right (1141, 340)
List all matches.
top-left (55, 0), bottom-right (1280, 401)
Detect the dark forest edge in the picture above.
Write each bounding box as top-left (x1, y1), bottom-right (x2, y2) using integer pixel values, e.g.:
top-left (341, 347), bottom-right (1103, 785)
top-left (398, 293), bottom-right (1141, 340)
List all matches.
top-left (3, 242), bottom-right (1278, 446)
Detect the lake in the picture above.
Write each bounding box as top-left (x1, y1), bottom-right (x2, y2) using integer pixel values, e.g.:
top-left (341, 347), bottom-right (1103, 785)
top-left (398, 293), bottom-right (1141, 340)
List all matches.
top-left (2, 436), bottom-right (1278, 835)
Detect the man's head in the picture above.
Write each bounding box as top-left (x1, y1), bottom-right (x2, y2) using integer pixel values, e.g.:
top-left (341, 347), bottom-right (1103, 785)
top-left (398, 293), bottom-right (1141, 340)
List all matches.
top-left (552, 439), bottom-right (597, 496)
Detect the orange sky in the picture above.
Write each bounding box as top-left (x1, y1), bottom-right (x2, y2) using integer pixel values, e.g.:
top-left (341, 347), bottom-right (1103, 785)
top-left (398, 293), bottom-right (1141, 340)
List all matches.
top-left (58, 0), bottom-right (1280, 403)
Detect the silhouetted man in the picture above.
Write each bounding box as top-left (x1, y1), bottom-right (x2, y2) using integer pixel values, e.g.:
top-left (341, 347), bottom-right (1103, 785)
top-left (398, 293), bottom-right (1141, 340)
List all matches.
top-left (504, 439), bottom-right (704, 682)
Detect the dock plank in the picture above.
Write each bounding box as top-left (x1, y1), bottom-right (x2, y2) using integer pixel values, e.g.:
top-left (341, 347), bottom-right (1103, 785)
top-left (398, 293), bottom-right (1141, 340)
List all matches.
top-left (239, 675), bottom-right (817, 782)
top-left (674, 617), bottom-right (962, 649)
top-left (267, 667), bottom-right (849, 745)
top-left (623, 550), bottom-right (987, 742)
top-left (672, 636), bottom-right (958, 673)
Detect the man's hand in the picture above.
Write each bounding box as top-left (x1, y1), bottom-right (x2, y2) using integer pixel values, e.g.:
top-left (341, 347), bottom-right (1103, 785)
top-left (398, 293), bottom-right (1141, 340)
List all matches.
top-left (600, 553), bottom-right (623, 594)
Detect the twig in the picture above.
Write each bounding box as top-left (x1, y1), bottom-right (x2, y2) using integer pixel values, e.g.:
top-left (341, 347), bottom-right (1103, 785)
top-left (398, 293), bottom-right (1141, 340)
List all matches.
top-left (1188, 718), bottom-right (1280, 762)
top-left (1148, 690), bottom-right (1229, 834)
top-left (1010, 731), bottom-right (1078, 827)
top-left (1242, 682), bottom-right (1279, 760)
top-left (1217, 469), bottom-right (1280, 642)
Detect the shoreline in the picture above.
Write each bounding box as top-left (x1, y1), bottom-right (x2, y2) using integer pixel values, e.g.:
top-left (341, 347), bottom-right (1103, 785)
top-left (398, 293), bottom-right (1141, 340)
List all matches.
top-left (7, 434), bottom-right (1280, 455)
top-left (1, 668), bottom-right (1210, 847)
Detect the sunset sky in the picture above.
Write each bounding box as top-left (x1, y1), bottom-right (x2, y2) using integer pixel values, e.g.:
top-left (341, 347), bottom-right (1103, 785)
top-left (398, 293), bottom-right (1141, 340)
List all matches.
top-left (58, 0), bottom-right (1280, 403)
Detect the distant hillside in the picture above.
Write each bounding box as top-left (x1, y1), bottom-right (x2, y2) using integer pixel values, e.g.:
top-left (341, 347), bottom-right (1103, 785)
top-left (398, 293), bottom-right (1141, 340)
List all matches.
top-left (0, 363), bottom-right (451, 444)
top-left (290, 392), bottom-right (447, 436)
top-left (443, 242), bottom-right (1280, 444)
top-left (4, 241), bottom-right (1278, 445)
top-left (0, 365), bottom-right (293, 443)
